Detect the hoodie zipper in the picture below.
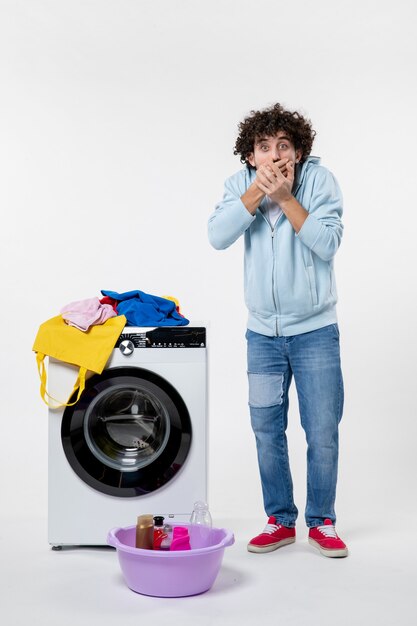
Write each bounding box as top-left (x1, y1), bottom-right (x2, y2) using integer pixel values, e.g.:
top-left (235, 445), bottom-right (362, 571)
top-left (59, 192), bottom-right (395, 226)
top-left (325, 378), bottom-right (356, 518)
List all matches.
top-left (271, 229), bottom-right (279, 336)
top-left (263, 211), bottom-right (284, 337)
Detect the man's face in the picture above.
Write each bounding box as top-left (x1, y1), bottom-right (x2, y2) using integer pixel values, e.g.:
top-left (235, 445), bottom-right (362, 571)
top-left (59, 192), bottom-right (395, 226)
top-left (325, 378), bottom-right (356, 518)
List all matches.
top-left (247, 130), bottom-right (302, 170)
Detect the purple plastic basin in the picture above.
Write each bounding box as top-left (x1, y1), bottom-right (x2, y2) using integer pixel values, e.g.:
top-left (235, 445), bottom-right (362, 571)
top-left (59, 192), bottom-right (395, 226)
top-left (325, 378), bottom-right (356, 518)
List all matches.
top-left (107, 523), bottom-right (235, 597)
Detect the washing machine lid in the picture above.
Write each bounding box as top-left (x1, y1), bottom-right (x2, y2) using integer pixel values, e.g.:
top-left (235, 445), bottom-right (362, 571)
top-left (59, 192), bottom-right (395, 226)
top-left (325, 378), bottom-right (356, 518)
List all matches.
top-left (61, 367), bottom-right (192, 497)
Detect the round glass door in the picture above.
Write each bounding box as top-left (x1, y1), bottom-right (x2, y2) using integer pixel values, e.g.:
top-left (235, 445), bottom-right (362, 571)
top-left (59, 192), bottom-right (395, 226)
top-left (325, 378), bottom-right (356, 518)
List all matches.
top-left (61, 367), bottom-right (192, 497)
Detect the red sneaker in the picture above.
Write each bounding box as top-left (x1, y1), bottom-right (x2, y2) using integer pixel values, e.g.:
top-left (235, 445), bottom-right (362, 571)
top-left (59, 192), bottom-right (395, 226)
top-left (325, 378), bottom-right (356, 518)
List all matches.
top-left (247, 516), bottom-right (296, 553)
top-left (308, 519), bottom-right (348, 558)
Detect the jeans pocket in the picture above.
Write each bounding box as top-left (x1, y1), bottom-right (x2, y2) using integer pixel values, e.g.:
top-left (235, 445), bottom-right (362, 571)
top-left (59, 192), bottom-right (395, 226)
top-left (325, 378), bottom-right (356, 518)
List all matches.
top-left (248, 372), bottom-right (284, 408)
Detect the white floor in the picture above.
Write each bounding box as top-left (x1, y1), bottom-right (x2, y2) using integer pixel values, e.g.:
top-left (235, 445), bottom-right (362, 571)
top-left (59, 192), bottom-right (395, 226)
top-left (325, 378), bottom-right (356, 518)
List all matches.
top-left (1, 515), bottom-right (416, 626)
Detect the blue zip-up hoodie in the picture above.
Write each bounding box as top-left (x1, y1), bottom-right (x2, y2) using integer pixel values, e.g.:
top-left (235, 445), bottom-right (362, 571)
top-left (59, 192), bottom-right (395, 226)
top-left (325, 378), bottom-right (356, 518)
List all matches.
top-left (208, 157), bottom-right (343, 337)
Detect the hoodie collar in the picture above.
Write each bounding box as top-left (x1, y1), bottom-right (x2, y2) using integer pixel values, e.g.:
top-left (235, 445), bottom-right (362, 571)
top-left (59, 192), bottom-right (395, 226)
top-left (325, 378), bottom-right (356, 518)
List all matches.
top-left (293, 156), bottom-right (320, 194)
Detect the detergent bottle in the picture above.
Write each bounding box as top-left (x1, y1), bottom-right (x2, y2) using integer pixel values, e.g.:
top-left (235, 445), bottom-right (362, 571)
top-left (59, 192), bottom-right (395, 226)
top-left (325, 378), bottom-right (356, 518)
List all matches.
top-left (135, 514), bottom-right (154, 549)
top-left (153, 516), bottom-right (172, 550)
top-left (153, 516), bottom-right (167, 550)
top-left (170, 526), bottom-right (191, 551)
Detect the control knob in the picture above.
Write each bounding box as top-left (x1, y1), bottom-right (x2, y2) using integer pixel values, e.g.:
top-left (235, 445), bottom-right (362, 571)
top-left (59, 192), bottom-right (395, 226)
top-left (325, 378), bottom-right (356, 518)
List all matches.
top-left (119, 339), bottom-right (134, 356)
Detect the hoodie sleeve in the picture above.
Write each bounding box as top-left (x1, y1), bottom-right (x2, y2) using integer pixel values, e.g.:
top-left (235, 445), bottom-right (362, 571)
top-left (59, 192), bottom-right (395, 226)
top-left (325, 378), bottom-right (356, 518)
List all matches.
top-left (208, 173), bottom-right (256, 250)
top-left (296, 167), bottom-right (344, 261)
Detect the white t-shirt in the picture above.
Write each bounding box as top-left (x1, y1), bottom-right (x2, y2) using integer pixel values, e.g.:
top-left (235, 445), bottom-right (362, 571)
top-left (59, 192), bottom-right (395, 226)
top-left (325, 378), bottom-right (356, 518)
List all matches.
top-left (265, 196), bottom-right (283, 227)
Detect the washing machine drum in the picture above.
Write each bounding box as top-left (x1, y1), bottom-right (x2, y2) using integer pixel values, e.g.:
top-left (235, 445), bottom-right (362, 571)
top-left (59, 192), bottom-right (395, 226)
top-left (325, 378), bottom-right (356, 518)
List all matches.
top-left (61, 367), bottom-right (192, 497)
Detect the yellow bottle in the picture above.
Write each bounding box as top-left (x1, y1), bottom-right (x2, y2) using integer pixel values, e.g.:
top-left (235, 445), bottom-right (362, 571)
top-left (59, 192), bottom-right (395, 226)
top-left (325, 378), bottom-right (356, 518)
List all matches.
top-left (135, 514), bottom-right (154, 549)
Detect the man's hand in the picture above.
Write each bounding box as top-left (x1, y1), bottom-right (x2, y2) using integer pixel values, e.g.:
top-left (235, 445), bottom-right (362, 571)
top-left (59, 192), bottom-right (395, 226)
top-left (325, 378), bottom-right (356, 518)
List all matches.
top-left (255, 158), bottom-right (294, 204)
top-left (241, 158), bottom-right (306, 228)
top-left (254, 159), bottom-right (308, 232)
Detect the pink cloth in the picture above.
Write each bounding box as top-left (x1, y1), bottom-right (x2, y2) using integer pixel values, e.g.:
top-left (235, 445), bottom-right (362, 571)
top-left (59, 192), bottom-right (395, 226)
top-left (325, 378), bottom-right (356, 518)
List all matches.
top-left (61, 297), bottom-right (117, 332)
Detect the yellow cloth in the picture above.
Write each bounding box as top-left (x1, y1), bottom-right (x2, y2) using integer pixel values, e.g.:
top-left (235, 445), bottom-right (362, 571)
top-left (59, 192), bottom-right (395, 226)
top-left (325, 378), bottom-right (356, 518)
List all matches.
top-left (33, 314), bottom-right (126, 408)
top-left (162, 295), bottom-right (181, 314)
top-left (162, 295), bottom-right (179, 307)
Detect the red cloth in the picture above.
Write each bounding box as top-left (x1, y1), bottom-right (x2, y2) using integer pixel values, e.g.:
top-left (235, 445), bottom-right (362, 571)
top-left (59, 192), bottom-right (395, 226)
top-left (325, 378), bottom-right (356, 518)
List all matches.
top-left (100, 296), bottom-right (119, 313)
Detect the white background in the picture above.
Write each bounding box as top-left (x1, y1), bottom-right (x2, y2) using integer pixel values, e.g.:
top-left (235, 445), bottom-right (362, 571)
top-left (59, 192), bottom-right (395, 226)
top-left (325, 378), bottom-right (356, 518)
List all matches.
top-left (1, 0), bottom-right (416, 534)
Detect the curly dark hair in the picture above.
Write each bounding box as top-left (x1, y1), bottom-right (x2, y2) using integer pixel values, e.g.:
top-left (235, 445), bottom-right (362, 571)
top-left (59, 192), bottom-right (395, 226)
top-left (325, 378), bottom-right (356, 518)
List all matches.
top-left (234, 103), bottom-right (316, 167)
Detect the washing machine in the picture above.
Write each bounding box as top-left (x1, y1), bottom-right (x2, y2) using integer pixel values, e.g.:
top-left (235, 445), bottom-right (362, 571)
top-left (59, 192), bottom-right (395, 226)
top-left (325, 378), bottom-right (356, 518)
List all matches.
top-left (48, 325), bottom-right (207, 547)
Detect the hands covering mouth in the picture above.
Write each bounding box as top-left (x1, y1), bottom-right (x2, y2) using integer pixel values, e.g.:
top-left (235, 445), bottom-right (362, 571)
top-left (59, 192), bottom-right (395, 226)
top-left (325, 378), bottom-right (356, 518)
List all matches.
top-left (255, 158), bottom-right (295, 204)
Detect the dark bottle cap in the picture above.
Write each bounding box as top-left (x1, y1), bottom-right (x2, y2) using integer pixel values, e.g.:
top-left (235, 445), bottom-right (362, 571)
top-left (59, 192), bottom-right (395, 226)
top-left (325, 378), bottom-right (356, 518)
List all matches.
top-left (153, 516), bottom-right (165, 527)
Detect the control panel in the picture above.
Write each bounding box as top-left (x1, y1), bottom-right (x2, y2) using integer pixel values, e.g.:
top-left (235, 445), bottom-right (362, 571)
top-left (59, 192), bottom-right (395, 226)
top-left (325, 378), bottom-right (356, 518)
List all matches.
top-left (115, 327), bottom-right (206, 349)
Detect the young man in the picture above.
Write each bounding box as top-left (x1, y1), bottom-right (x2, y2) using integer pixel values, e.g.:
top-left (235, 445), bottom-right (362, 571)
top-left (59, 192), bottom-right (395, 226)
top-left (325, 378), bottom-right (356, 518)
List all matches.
top-left (208, 103), bottom-right (348, 558)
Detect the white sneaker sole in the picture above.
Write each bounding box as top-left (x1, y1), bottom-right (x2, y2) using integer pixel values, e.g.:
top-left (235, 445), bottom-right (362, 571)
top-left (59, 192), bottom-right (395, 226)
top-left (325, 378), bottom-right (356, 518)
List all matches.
top-left (308, 537), bottom-right (349, 558)
top-left (247, 537), bottom-right (296, 553)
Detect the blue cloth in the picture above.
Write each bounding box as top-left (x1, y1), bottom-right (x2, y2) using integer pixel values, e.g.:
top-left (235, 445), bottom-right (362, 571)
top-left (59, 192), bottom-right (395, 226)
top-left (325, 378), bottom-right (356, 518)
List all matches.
top-left (246, 324), bottom-right (344, 527)
top-left (208, 156), bottom-right (344, 337)
top-left (101, 290), bottom-right (189, 327)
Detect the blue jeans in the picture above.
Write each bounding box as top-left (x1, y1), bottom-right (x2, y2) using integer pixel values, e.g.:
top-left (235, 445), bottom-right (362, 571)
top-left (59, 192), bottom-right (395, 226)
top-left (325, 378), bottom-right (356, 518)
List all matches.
top-left (246, 324), bottom-right (344, 528)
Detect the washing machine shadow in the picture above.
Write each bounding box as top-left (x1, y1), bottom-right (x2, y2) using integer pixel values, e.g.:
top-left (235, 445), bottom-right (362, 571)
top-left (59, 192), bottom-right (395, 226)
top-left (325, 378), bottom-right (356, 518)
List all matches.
top-left (51, 544), bottom-right (115, 552)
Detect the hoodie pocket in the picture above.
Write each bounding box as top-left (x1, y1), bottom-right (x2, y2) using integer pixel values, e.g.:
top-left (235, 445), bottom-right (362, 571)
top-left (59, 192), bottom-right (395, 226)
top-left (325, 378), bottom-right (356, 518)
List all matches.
top-left (300, 247), bottom-right (318, 307)
top-left (306, 264), bottom-right (318, 306)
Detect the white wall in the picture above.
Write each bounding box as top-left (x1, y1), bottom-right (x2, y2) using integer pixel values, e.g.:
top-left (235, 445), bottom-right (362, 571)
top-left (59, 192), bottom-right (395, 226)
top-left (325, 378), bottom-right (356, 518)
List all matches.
top-left (1, 0), bottom-right (416, 524)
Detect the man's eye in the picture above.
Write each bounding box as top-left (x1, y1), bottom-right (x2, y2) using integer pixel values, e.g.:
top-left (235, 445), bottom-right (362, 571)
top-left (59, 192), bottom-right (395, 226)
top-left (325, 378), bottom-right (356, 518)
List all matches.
top-left (260, 145), bottom-right (269, 151)
top-left (279, 144), bottom-right (289, 150)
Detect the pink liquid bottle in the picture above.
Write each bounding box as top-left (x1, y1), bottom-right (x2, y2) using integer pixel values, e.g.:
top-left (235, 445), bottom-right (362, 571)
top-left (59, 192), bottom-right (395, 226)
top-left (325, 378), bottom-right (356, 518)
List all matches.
top-left (170, 526), bottom-right (191, 551)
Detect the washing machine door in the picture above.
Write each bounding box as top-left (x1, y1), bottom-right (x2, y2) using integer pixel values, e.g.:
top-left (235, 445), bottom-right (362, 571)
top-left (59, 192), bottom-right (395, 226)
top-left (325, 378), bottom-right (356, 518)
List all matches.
top-left (61, 367), bottom-right (192, 497)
